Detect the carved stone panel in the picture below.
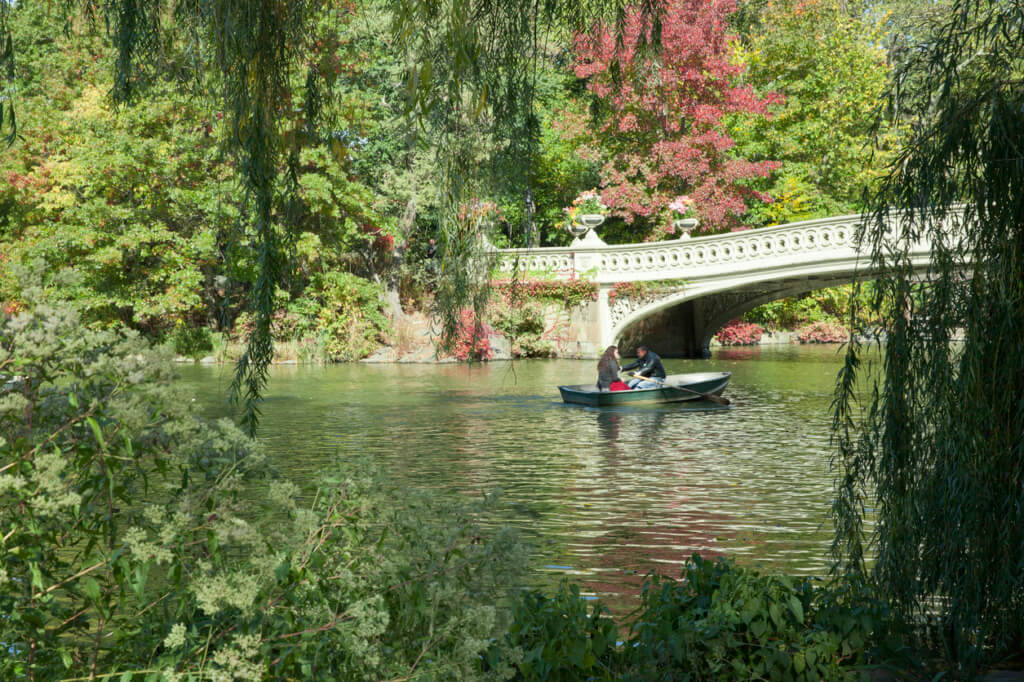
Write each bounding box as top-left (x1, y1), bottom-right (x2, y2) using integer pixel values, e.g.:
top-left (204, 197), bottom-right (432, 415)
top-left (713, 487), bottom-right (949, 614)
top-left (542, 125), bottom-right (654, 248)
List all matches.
top-left (608, 285), bottom-right (687, 333)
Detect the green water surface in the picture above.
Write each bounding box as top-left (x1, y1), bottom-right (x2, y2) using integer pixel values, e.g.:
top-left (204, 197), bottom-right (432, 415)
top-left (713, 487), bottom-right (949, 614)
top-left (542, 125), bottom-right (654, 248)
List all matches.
top-left (177, 344), bottom-right (847, 605)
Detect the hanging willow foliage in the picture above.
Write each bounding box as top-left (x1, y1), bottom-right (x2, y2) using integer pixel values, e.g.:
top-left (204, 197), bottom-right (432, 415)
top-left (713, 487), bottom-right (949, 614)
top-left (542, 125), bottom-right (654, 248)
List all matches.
top-left (389, 0), bottom-right (658, 353)
top-left (1, 0), bottom-right (330, 433)
top-left (0, 0), bottom-right (655, 429)
top-left (0, 0), bottom-right (16, 146)
top-left (109, 0), bottom-right (321, 434)
top-left (832, 0), bottom-right (1024, 672)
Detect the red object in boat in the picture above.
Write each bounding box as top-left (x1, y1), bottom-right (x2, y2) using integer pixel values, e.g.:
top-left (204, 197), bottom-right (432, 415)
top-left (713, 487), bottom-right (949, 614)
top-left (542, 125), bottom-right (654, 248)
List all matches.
top-left (609, 380), bottom-right (630, 391)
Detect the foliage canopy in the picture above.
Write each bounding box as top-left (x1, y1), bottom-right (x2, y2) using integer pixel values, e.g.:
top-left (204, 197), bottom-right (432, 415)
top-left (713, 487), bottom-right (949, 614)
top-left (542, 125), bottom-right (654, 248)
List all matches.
top-left (1, 301), bottom-right (524, 680)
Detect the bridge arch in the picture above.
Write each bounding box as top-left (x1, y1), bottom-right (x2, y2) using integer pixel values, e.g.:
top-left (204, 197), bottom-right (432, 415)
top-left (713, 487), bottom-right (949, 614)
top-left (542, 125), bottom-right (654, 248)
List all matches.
top-left (610, 253), bottom-right (933, 356)
top-left (495, 210), bottom-right (957, 358)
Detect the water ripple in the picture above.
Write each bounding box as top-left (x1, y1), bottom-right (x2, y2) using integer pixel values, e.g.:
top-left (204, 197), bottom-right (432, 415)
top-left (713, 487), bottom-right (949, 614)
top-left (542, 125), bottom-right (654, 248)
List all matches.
top-left (178, 346), bottom-right (848, 609)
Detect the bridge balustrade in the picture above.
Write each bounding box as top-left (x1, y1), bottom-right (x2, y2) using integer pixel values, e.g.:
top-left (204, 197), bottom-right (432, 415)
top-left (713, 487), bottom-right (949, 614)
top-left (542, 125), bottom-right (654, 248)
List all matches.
top-left (491, 210), bottom-right (958, 356)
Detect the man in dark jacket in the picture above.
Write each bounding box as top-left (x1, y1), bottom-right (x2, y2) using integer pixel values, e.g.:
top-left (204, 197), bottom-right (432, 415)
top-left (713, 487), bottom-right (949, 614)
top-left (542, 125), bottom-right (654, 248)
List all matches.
top-left (621, 346), bottom-right (667, 389)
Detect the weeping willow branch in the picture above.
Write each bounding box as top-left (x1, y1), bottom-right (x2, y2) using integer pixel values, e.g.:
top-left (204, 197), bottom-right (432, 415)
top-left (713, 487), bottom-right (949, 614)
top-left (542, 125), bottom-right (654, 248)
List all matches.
top-left (831, 0), bottom-right (1024, 670)
top-left (390, 0), bottom-right (653, 353)
top-left (3, 0), bottom-right (324, 433)
top-left (1, 0), bottom-right (657, 425)
top-left (1, 0), bottom-right (15, 145)
top-left (199, 0), bottom-right (310, 434)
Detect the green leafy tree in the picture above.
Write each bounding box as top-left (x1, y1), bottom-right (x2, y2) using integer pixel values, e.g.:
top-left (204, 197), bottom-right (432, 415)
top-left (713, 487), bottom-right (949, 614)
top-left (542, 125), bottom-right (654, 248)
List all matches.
top-left (1, 2), bottom-right (398, 356)
top-left (732, 0), bottom-right (898, 224)
top-left (832, 0), bottom-right (1024, 673)
top-left (2, 0), bottom-right (669, 427)
top-left (2, 79), bottom-right (237, 333)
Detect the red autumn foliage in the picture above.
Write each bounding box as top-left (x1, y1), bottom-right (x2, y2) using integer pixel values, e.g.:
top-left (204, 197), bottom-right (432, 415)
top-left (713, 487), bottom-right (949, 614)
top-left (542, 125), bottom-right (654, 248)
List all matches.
top-left (607, 281), bottom-right (654, 306)
top-left (796, 320), bottom-right (849, 344)
top-left (715, 318), bottom-right (763, 345)
top-left (570, 0), bottom-right (782, 237)
top-left (450, 309), bottom-right (494, 361)
top-left (5, 171), bottom-right (42, 192)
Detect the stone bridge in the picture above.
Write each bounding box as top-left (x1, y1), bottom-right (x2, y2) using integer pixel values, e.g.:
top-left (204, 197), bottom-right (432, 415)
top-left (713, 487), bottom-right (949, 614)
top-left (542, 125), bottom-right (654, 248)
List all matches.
top-left (495, 212), bottom-right (944, 358)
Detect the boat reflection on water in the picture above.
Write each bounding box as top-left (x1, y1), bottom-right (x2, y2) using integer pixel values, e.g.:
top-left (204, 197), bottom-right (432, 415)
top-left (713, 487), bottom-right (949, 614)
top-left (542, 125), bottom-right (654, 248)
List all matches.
top-left (595, 402), bottom-right (728, 445)
top-left (596, 410), bottom-right (622, 443)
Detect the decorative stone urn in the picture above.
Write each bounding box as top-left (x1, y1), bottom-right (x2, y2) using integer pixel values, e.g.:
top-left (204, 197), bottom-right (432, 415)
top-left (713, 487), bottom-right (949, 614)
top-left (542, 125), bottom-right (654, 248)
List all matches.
top-left (569, 214), bottom-right (607, 246)
top-left (478, 219), bottom-right (498, 252)
top-left (566, 220), bottom-right (590, 239)
top-left (673, 217), bottom-right (699, 239)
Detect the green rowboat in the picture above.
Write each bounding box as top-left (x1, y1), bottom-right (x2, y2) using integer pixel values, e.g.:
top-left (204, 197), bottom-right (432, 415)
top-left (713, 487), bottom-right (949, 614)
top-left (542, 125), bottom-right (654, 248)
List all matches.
top-left (558, 371), bottom-right (731, 407)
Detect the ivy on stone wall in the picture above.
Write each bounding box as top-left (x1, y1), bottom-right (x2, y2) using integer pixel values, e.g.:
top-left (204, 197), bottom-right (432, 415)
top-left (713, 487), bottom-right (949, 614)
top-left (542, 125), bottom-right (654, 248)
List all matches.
top-left (492, 278), bottom-right (598, 309)
top-left (607, 279), bottom-right (688, 307)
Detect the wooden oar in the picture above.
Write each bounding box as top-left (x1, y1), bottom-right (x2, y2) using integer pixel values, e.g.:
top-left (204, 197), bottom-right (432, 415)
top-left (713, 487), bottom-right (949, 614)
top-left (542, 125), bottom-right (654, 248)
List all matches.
top-left (626, 373), bottom-right (731, 406)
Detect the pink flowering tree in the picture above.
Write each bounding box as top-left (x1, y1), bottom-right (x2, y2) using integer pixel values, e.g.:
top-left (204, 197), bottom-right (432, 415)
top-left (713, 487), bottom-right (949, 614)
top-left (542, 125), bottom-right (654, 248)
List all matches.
top-left (571, 0), bottom-right (782, 239)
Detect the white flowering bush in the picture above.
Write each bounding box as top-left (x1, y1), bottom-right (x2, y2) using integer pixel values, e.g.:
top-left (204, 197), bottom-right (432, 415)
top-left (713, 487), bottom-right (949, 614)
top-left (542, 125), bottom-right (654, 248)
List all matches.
top-left (1, 303), bottom-right (524, 680)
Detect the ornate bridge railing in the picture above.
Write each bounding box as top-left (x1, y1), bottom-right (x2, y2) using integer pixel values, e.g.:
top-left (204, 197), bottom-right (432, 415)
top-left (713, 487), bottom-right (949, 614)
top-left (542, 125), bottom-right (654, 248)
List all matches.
top-left (492, 209), bottom-right (958, 355)
top-left (495, 212), bottom-right (944, 284)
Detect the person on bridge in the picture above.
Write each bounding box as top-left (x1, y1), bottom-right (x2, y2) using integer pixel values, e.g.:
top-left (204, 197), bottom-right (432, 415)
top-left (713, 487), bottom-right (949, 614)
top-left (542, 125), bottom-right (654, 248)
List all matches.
top-left (622, 346), bottom-right (667, 389)
top-left (596, 345), bottom-right (623, 391)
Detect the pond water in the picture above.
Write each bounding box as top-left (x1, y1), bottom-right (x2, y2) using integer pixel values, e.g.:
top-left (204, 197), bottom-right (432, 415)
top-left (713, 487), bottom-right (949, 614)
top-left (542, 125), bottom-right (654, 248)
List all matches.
top-left (177, 344), bottom-right (848, 608)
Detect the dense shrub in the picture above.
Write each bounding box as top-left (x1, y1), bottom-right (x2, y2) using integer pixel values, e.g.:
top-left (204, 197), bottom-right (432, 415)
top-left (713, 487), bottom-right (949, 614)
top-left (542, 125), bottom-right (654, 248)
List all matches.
top-left (492, 302), bottom-right (555, 358)
top-left (396, 258), bottom-right (434, 313)
top-left (170, 321), bottom-right (214, 358)
top-left (715, 318), bottom-right (764, 345)
top-left (232, 272), bottom-right (390, 362)
top-left (747, 296), bottom-right (830, 330)
top-left (450, 308), bottom-right (494, 361)
top-left (490, 555), bottom-right (908, 681)
top-left (1, 304), bottom-right (524, 680)
top-left (483, 582), bottom-right (619, 680)
top-left (622, 556), bottom-right (898, 681)
top-left (310, 271), bottom-right (391, 361)
top-left (745, 286), bottom-right (883, 332)
top-left (797, 320), bottom-right (849, 344)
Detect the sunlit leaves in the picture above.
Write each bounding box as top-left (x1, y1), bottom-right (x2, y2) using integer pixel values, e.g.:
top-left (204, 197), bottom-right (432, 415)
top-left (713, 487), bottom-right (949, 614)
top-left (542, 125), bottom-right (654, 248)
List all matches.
top-left (1, 70), bottom-right (234, 331)
top-left (733, 0), bottom-right (898, 225)
top-left (1, 305), bottom-right (526, 679)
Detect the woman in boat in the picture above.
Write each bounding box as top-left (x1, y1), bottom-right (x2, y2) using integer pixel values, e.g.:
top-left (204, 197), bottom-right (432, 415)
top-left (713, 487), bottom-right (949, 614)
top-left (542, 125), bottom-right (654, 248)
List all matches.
top-left (596, 345), bottom-right (620, 391)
